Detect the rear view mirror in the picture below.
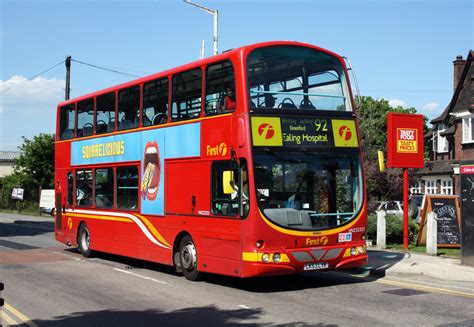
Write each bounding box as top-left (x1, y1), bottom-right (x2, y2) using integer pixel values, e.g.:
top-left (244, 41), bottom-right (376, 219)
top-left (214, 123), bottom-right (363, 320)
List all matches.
top-left (223, 170), bottom-right (235, 194)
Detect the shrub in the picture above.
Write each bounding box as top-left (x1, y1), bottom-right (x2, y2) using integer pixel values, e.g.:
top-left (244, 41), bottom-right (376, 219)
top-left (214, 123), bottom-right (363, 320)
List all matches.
top-left (367, 213), bottom-right (419, 245)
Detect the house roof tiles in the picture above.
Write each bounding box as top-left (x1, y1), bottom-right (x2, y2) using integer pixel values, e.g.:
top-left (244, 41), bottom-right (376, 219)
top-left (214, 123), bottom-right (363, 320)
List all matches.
top-left (0, 151), bottom-right (20, 162)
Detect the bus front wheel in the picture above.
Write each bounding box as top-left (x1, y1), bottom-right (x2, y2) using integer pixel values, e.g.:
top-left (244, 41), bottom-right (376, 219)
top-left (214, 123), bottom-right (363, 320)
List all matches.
top-left (179, 235), bottom-right (202, 281)
top-left (78, 223), bottom-right (92, 258)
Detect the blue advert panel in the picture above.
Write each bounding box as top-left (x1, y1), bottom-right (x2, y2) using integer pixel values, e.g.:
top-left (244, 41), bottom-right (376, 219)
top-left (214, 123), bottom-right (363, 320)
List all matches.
top-left (71, 122), bottom-right (201, 215)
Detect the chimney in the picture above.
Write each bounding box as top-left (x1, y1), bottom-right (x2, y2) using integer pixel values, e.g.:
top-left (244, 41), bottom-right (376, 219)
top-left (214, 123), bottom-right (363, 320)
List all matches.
top-left (453, 54), bottom-right (466, 91)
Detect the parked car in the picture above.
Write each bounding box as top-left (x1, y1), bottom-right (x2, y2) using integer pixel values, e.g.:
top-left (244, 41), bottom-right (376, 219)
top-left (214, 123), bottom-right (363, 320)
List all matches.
top-left (40, 207), bottom-right (55, 216)
top-left (376, 201), bottom-right (403, 216)
top-left (376, 200), bottom-right (419, 221)
top-left (409, 193), bottom-right (425, 224)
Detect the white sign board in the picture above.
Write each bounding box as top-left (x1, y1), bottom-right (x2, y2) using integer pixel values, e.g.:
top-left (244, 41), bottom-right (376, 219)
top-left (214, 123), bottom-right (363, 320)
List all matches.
top-left (39, 189), bottom-right (55, 208)
top-left (11, 188), bottom-right (24, 200)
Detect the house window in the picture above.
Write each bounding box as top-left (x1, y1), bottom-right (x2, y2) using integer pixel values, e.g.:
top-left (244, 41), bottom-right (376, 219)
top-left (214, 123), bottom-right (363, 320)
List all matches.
top-left (432, 132), bottom-right (437, 153)
top-left (437, 124), bottom-right (449, 153)
top-left (424, 179), bottom-right (437, 195)
top-left (462, 117), bottom-right (474, 143)
top-left (410, 182), bottom-right (422, 194)
top-left (440, 179), bottom-right (453, 195)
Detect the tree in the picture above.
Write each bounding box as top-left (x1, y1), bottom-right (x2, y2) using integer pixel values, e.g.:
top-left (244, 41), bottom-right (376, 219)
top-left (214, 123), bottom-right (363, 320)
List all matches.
top-left (13, 133), bottom-right (55, 198)
top-left (356, 96), bottom-right (417, 160)
top-left (356, 97), bottom-right (425, 202)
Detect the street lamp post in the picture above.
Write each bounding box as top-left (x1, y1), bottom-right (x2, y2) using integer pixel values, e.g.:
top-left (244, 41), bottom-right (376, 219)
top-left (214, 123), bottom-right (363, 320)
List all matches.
top-left (183, 0), bottom-right (219, 56)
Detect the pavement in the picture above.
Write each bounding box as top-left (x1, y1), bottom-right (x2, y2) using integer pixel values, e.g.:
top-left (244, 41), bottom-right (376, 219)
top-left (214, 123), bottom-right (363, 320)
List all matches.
top-left (364, 248), bottom-right (474, 283)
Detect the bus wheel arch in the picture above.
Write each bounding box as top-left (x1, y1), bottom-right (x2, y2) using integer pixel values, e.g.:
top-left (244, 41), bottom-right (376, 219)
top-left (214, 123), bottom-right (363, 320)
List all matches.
top-left (173, 232), bottom-right (202, 281)
top-left (77, 221), bottom-right (92, 258)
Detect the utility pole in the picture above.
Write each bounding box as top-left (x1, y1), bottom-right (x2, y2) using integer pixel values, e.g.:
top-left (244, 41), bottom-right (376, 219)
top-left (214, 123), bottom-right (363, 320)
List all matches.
top-left (200, 40), bottom-right (205, 59)
top-left (183, 0), bottom-right (219, 56)
top-left (65, 56), bottom-right (71, 100)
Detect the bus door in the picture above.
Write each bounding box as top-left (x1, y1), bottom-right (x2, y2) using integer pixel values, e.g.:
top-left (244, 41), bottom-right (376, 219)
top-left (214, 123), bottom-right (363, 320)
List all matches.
top-left (55, 186), bottom-right (62, 231)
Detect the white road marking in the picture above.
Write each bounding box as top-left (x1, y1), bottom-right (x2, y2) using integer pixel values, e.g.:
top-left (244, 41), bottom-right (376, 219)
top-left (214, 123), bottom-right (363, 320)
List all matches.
top-left (114, 268), bottom-right (173, 287)
top-left (238, 305), bottom-right (251, 309)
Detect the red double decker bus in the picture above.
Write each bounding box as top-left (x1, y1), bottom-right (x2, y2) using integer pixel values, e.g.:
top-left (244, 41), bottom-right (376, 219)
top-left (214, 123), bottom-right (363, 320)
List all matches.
top-left (55, 41), bottom-right (367, 280)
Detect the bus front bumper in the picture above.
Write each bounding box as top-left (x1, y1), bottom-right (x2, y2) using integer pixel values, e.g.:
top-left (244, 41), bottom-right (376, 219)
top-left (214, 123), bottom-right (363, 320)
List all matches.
top-left (241, 248), bottom-right (368, 278)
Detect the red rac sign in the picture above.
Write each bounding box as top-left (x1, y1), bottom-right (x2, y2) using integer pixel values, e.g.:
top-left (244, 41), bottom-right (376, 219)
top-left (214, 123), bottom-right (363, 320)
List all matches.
top-left (387, 113), bottom-right (425, 168)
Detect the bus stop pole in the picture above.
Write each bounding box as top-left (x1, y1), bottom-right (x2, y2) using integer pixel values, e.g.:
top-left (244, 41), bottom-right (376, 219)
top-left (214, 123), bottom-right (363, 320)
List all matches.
top-left (403, 168), bottom-right (409, 251)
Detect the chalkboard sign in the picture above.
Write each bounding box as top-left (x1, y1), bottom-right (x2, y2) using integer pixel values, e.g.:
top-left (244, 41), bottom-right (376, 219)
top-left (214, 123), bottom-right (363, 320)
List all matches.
top-left (417, 195), bottom-right (461, 248)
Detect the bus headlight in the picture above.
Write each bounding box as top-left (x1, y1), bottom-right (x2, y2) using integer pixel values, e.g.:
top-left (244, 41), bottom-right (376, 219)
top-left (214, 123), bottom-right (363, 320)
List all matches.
top-left (350, 247), bottom-right (357, 256)
top-left (262, 253), bottom-right (270, 263)
top-left (357, 246), bottom-right (365, 254)
top-left (273, 253), bottom-right (281, 263)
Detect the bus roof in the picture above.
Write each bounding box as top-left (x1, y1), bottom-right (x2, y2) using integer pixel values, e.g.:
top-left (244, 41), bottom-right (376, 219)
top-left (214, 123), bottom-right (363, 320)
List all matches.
top-left (57, 40), bottom-right (345, 107)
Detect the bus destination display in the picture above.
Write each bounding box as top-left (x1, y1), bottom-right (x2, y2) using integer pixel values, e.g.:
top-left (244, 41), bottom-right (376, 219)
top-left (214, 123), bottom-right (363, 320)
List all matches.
top-left (251, 116), bottom-right (358, 148)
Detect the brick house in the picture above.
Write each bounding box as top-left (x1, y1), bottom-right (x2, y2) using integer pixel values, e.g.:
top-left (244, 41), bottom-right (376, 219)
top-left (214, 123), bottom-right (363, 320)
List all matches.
top-left (414, 51), bottom-right (473, 196)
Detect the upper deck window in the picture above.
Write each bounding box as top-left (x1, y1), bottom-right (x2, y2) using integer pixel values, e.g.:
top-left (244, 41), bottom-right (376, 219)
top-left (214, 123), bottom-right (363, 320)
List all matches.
top-left (118, 86), bottom-right (140, 131)
top-left (143, 78), bottom-right (169, 126)
top-left (96, 92), bottom-right (116, 134)
top-left (205, 61), bottom-right (235, 116)
top-left (59, 104), bottom-right (75, 140)
top-left (247, 46), bottom-right (352, 112)
top-left (77, 99), bottom-right (94, 138)
top-left (171, 68), bottom-right (202, 121)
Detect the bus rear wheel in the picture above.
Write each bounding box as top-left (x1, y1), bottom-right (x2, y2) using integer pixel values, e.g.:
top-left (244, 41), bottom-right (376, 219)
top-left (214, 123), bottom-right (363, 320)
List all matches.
top-left (179, 235), bottom-right (202, 281)
top-left (78, 223), bottom-right (92, 258)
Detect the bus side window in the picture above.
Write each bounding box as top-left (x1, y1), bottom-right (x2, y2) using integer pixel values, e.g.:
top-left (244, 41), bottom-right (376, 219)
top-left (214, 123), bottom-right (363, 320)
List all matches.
top-left (116, 166), bottom-right (138, 210)
top-left (211, 162), bottom-right (238, 216)
top-left (205, 61), bottom-right (235, 116)
top-left (118, 86), bottom-right (140, 131)
top-left (171, 68), bottom-right (202, 121)
top-left (77, 99), bottom-right (94, 138)
top-left (95, 168), bottom-right (114, 209)
top-left (76, 169), bottom-right (93, 207)
top-left (96, 92), bottom-right (116, 134)
top-left (143, 77), bottom-right (169, 126)
top-left (59, 104), bottom-right (75, 140)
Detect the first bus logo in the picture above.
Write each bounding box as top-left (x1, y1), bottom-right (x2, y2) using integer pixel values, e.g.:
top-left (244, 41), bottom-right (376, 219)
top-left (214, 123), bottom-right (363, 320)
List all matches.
top-left (258, 123), bottom-right (275, 139)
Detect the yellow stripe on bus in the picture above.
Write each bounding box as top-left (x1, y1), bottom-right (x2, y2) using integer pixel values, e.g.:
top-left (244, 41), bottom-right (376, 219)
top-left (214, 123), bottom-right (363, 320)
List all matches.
top-left (66, 212), bottom-right (171, 248)
top-left (67, 213), bottom-right (131, 223)
top-left (136, 214), bottom-right (172, 248)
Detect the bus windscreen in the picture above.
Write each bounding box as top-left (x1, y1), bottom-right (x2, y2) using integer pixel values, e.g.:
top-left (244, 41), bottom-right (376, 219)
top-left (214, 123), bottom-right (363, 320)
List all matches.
top-left (254, 152), bottom-right (362, 231)
top-left (247, 46), bottom-right (352, 112)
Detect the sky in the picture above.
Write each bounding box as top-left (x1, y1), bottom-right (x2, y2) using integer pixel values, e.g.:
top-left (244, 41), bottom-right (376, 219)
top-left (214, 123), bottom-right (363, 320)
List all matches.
top-left (0, 0), bottom-right (472, 151)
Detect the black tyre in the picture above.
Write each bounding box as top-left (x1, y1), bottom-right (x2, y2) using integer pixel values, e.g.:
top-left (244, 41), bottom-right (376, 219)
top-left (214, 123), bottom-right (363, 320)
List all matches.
top-left (78, 224), bottom-right (92, 258)
top-left (179, 235), bottom-right (202, 281)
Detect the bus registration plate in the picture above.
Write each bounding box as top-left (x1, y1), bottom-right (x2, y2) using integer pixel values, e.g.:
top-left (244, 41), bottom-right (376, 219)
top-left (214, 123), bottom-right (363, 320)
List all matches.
top-left (303, 262), bottom-right (328, 271)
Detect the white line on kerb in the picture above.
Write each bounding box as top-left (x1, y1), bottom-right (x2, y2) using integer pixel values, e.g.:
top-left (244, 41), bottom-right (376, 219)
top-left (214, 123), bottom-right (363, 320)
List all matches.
top-left (114, 268), bottom-right (173, 287)
top-left (238, 305), bottom-right (251, 309)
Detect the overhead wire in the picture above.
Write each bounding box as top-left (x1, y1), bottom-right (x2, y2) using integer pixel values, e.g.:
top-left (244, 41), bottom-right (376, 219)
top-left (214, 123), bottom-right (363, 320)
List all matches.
top-left (0, 60), bottom-right (65, 95)
top-left (71, 59), bottom-right (142, 78)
